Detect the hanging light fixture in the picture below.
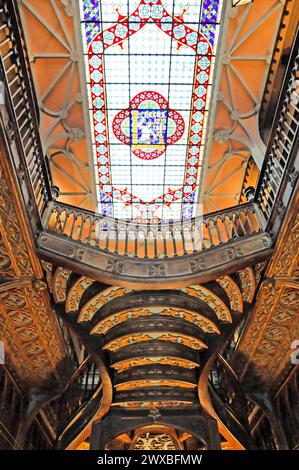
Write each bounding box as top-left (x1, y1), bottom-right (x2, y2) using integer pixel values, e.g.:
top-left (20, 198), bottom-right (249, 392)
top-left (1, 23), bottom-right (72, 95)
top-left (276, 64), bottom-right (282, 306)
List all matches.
top-left (232, 0), bottom-right (254, 6)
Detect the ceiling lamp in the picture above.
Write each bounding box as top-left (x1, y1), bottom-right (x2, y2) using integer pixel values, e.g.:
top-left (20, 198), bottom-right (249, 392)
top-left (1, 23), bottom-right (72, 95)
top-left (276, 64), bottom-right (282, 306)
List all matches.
top-left (232, 0), bottom-right (254, 6)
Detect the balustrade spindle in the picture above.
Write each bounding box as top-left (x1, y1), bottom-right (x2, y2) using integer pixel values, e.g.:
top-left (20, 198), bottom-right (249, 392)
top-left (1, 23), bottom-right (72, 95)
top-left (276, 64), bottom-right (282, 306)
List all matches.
top-left (237, 212), bottom-right (246, 236)
top-left (190, 222), bottom-right (198, 252)
top-left (206, 220), bottom-right (214, 248)
top-left (114, 220), bottom-right (119, 255)
top-left (78, 216), bottom-right (84, 241)
top-left (214, 218), bottom-right (222, 244)
top-left (43, 201), bottom-right (267, 261)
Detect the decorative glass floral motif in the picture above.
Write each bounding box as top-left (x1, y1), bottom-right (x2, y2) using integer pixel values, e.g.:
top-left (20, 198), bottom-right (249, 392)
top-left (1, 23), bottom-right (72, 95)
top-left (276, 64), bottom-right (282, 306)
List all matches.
top-left (112, 91), bottom-right (184, 161)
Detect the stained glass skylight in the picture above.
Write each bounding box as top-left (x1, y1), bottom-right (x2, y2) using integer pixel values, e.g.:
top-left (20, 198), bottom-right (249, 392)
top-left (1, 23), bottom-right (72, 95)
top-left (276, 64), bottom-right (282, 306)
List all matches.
top-left (79, 0), bottom-right (223, 221)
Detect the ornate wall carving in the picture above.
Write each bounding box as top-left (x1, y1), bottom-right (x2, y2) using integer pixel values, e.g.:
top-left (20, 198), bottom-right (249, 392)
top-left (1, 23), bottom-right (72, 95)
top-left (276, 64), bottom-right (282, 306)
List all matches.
top-left (0, 138), bottom-right (67, 389)
top-left (239, 197), bottom-right (299, 390)
top-left (240, 285), bottom-right (299, 387)
top-left (273, 213), bottom-right (299, 277)
top-left (0, 165), bottom-right (34, 278)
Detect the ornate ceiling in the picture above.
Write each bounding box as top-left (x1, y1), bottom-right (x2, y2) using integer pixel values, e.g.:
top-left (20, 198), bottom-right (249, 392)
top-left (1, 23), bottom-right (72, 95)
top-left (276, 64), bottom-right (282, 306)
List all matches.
top-left (50, 262), bottom-right (258, 449)
top-left (18, 0), bottom-right (285, 216)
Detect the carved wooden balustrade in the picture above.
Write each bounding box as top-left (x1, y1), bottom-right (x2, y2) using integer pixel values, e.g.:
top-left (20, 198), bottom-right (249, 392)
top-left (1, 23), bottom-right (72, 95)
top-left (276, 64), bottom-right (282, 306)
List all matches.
top-left (0, 1), bottom-right (298, 286)
top-left (42, 201), bottom-right (263, 259)
top-left (53, 354), bottom-right (103, 450)
top-left (257, 35), bottom-right (299, 228)
top-left (208, 355), bottom-right (254, 447)
top-left (208, 354), bottom-right (298, 450)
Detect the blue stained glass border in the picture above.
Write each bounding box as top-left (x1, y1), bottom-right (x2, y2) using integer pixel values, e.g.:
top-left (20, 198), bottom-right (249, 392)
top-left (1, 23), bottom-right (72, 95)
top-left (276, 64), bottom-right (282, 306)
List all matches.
top-left (182, 191), bottom-right (195, 220)
top-left (200, 0), bottom-right (221, 46)
top-left (82, 0), bottom-right (101, 44)
top-left (98, 190), bottom-right (113, 217)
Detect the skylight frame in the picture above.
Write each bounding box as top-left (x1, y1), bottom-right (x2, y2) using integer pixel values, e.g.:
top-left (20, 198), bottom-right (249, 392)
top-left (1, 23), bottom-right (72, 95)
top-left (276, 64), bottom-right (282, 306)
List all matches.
top-left (79, 0), bottom-right (223, 221)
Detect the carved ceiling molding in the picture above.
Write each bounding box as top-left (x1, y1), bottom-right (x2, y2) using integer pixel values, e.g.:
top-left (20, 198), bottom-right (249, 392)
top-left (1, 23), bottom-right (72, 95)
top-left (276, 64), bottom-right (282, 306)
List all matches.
top-left (0, 137), bottom-right (67, 388)
top-left (216, 274), bottom-right (244, 312)
top-left (112, 400), bottom-right (192, 409)
top-left (77, 286), bottom-right (133, 322)
top-left (115, 379), bottom-right (197, 392)
top-left (65, 275), bottom-right (94, 312)
top-left (181, 285), bottom-right (232, 322)
top-left (90, 306), bottom-right (220, 336)
top-left (238, 266), bottom-right (256, 303)
top-left (111, 356), bottom-right (199, 373)
top-left (103, 332), bottom-right (208, 352)
top-left (52, 266), bottom-right (72, 303)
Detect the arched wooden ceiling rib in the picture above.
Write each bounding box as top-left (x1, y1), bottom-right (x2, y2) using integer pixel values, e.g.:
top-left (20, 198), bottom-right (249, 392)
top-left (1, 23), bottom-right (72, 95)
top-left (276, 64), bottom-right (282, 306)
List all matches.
top-left (90, 306), bottom-right (220, 335)
top-left (102, 332), bottom-right (208, 352)
top-left (52, 266), bottom-right (71, 302)
top-left (51, 270), bottom-right (251, 449)
top-left (52, 266), bottom-right (254, 323)
top-left (110, 356), bottom-right (200, 373)
top-left (65, 275), bottom-right (95, 312)
top-left (216, 275), bottom-right (244, 313)
top-left (181, 285), bottom-right (232, 322)
top-left (110, 400), bottom-right (194, 409)
top-left (17, 1), bottom-right (285, 215)
top-left (114, 380), bottom-right (197, 392)
top-left (77, 286), bottom-right (133, 322)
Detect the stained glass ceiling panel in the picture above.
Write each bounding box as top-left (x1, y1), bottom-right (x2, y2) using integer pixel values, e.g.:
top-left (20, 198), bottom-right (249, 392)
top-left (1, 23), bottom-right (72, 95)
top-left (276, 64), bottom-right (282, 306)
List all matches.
top-left (79, 0), bottom-right (223, 221)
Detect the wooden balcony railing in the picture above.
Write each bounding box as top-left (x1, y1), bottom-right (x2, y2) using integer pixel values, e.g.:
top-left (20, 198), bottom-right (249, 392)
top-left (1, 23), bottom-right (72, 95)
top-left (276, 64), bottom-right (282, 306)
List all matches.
top-left (42, 201), bottom-right (262, 260)
top-left (257, 28), bottom-right (299, 225)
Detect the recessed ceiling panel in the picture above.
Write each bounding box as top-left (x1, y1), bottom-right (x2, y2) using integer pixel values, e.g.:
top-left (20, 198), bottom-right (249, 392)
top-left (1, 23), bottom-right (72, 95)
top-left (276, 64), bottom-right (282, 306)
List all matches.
top-left (80, 0), bottom-right (223, 220)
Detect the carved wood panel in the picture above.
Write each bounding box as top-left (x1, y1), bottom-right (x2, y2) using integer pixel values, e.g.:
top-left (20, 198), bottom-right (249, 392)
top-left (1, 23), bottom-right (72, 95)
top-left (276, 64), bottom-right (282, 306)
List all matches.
top-left (0, 137), bottom-right (67, 388)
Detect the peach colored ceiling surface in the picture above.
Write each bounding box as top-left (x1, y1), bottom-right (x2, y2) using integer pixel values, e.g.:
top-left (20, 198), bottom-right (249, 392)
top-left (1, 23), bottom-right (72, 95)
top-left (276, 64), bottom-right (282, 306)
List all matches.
top-left (19, 0), bottom-right (96, 210)
top-left (18, 0), bottom-right (284, 214)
